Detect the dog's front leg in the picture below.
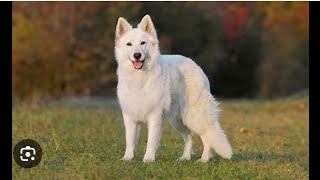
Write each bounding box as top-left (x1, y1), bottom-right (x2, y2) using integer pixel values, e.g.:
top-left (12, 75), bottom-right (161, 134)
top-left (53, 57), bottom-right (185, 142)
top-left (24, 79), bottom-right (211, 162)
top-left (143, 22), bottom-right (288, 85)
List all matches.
top-left (143, 112), bottom-right (162, 163)
top-left (121, 113), bottom-right (137, 161)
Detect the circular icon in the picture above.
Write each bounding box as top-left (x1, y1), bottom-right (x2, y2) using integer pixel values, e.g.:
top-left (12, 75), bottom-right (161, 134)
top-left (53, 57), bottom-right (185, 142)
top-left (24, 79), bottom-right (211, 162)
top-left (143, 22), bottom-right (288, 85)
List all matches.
top-left (13, 139), bottom-right (42, 168)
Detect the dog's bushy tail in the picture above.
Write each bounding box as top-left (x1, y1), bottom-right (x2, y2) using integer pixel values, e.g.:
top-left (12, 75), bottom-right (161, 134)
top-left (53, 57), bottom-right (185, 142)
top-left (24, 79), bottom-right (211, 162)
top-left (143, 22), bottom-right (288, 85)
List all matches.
top-left (206, 94), bottom-right (233, 159)
top-left (206, 124), bottom-right (233, 159)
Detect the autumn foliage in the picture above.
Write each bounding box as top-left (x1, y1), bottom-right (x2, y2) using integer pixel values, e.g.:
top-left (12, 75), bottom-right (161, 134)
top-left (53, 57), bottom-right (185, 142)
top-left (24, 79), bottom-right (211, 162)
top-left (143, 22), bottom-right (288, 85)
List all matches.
top-left (12, 2), bottom-right (309, 100)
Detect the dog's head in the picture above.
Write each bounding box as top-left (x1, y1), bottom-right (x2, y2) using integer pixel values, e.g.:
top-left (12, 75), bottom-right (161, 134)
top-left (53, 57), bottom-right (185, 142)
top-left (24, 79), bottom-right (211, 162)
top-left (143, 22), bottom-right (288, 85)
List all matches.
top-left (114, 15), bottom-right (160, 70)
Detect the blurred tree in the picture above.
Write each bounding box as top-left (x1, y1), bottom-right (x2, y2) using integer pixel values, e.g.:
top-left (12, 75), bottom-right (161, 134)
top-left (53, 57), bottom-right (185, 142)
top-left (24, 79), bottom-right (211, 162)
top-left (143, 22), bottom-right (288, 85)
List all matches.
top-left (257, 2), bottom-right (309, 98)
top-left (13, 2), bottom-right (141, 100)
top-left (212, 2), bottom-right (263, 98)
top-left (12, 2), bottom-right (308, 100)
top-left (181, 2), bottom-right (263, 98)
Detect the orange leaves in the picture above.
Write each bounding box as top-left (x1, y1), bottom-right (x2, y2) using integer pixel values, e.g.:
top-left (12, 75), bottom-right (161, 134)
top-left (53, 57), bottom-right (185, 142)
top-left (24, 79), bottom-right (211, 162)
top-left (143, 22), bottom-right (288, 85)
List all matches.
top-left (256, 2), bottom-right (309, 98)
top-left (259, 2), bottom-right (309, 40)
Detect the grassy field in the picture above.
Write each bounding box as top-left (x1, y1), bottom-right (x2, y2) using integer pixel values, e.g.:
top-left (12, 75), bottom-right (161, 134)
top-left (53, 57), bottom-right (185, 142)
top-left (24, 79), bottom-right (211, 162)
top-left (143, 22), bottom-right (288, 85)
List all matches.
top-left (12, 96), bottom-right (309, 179)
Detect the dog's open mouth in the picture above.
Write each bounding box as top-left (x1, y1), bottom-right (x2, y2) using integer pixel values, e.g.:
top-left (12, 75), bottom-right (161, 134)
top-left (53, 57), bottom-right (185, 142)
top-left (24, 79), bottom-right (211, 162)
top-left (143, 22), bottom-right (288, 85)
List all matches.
top-left (132, 60), bottom-right (144, 69)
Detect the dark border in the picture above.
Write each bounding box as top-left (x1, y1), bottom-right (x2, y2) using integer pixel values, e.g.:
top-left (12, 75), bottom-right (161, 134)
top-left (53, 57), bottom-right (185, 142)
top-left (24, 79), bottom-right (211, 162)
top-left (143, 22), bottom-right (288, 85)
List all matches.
top-left (7, 1), bottom-right (315, 179)
top-left (309, 1), bottom-right (319, 180)
top-left (0, 1), bottom-right (12, 180)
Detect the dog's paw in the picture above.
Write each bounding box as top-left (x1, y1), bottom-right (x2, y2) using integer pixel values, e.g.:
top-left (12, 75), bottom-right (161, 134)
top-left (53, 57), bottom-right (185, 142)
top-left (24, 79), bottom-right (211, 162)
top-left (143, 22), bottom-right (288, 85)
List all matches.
top-left (196, 158), bottom-right (209, 163)
top-left (176, 156), bottom-right (191, 161)
top-left (121, 155), bottom-right (134, 161)
top-left (143, 157), bottom-right (155, 163)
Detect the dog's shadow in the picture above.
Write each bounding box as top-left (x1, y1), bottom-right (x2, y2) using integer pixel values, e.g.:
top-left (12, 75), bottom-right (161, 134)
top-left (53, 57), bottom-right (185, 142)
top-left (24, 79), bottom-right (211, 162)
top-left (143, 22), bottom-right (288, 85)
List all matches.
top-left (228, 152), bottom-right (296, 163)
top-left (224, 152), bottom-right (307, 170)
top-left (169, 152), bottom-right (299, 164)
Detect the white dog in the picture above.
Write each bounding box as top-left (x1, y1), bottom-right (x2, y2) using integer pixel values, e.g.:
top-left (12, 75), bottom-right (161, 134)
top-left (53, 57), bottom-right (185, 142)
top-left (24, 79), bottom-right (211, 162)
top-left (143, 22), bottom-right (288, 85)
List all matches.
top-left (115, 15), bottom-right (232, 163)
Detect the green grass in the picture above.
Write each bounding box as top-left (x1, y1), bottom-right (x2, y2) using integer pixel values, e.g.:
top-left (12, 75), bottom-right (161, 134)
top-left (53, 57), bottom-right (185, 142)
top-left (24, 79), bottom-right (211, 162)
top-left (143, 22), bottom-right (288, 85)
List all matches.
top-left (12, 97), bottom-right (309, 179)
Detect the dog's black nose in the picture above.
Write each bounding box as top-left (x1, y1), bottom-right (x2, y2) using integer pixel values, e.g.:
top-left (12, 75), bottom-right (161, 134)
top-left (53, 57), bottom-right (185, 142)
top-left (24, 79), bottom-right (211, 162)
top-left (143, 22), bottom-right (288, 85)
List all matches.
top-left (133, 53), bottom-right (142, 60)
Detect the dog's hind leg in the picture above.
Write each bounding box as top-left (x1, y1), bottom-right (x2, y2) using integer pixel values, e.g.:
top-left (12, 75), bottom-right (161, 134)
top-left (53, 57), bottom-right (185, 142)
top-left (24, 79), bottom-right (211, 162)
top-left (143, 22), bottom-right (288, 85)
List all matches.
top-left (197, 133), bottom-right (213, 163)
top-left (177, 131), bottom-right (193, 161)
top-left (187, 91), bottom-right (232, 161)
top-left (170, 118), bottom-right (193, 161)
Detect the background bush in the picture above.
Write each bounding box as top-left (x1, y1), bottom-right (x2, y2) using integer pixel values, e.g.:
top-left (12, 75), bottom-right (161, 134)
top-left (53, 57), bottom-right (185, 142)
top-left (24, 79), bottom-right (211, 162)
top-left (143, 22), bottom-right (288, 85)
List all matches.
top-left (12, 2), bottom-right (309, 100)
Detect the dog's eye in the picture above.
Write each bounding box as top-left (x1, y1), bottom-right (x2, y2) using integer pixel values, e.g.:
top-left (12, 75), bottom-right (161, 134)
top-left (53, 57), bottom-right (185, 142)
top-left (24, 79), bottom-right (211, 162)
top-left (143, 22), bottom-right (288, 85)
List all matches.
top-left (126, 42), bottom-right (132, 46)
top-left (141, 41), bottom-right (146, 45)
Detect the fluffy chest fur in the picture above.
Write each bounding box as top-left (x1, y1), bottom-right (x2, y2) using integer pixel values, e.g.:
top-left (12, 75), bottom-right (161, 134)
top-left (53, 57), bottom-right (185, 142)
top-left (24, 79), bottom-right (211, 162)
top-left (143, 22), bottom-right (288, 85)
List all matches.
top-left (117, 64), bottom-right (171, 122)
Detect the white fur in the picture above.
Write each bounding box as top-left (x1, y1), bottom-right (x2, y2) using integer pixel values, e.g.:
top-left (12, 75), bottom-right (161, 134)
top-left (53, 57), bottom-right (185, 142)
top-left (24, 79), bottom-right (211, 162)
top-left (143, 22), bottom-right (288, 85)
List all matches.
top-left (115, 15), bottom-right (232, 163)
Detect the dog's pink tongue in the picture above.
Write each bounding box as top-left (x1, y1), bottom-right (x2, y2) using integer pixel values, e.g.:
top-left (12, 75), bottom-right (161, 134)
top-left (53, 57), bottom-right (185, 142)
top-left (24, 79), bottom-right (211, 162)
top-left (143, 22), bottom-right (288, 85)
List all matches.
top-left (133, 61), bottom-right (143, 69)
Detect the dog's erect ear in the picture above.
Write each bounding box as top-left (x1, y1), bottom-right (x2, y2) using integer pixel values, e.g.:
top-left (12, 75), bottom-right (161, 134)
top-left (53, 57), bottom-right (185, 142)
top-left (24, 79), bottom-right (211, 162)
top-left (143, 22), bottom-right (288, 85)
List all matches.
top-left (115, 17), bottom-right (132, 40)
top-left (137, 15), bottom-right (157, 38)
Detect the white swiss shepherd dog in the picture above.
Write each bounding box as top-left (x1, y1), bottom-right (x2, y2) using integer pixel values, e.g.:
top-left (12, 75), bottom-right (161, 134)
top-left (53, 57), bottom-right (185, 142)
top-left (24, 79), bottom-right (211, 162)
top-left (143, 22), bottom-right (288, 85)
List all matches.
top-left (115, 14), bottom-right (232, 163)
